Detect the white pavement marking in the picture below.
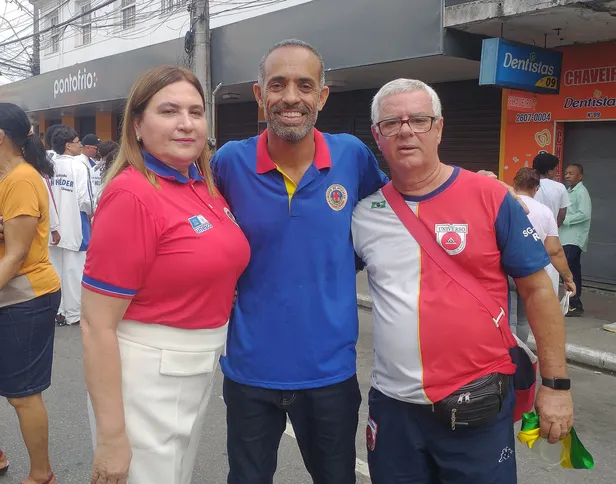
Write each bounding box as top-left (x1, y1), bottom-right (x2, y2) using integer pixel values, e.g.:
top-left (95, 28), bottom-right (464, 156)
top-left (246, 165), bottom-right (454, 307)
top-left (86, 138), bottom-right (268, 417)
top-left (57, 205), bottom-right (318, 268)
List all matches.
top-left (219, 396), bottom-right (371, 478)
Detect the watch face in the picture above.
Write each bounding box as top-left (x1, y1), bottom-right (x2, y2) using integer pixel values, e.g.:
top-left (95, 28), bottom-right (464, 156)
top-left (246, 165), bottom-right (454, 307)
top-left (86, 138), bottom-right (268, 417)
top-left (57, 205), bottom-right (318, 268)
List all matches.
top-left (554, 379), bottom-right (571, 390)
top-left (544, 377), bottom-right (571, 390)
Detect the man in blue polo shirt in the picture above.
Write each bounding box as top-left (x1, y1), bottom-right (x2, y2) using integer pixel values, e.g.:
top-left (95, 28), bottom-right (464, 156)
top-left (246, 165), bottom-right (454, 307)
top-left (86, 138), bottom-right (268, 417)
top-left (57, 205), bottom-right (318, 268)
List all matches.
top-left (211, 39), bottom-right (387, 483)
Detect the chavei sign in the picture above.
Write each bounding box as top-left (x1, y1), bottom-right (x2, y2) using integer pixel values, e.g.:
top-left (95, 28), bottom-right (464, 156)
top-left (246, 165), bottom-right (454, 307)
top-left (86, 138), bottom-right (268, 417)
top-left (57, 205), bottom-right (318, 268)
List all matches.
top-left (479, 38), bottom-right (563, 94)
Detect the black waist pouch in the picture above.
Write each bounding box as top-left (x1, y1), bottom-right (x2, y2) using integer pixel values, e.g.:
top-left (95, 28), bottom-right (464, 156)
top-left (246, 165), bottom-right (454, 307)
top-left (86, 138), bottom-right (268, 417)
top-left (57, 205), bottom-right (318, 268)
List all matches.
top-left (432, 373), bottom-right (510, 430)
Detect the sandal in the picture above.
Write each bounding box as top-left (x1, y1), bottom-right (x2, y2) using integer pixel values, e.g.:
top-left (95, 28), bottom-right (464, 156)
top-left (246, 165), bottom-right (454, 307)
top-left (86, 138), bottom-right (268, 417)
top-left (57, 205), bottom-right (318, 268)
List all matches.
top-left (41, 474), bottom-right (55, 484)
top-left (0, 449), bottom-right (8, 476)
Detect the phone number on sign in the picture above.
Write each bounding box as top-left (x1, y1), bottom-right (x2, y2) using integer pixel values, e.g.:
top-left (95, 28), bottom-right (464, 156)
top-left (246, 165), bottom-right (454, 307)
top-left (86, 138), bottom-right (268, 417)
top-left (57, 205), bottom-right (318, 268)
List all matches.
top-left (515, 112), bottom-right (552, 123)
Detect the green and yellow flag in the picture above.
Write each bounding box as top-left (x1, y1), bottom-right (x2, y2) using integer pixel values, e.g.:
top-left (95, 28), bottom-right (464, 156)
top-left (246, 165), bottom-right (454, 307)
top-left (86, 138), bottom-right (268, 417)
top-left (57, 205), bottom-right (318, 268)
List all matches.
top-left (517, 412), bottom-right (594, 470)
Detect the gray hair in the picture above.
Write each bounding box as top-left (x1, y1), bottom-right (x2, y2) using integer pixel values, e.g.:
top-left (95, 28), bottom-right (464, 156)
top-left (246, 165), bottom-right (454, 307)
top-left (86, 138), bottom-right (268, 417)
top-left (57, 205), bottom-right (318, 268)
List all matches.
top-left (257, 39), bottom-right (326, 89)
top-left (371, 79), bottom-right (442, 124)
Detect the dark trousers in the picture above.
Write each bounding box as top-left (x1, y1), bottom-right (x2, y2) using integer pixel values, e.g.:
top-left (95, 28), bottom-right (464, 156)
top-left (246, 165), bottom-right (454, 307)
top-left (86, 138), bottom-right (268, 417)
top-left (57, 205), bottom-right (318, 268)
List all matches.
top-left (563, 245), bottom-right (583, 309)
top-left (223, 375), bottom-right (362, 484)
top-left (366, 386), bottom-right (517, 484)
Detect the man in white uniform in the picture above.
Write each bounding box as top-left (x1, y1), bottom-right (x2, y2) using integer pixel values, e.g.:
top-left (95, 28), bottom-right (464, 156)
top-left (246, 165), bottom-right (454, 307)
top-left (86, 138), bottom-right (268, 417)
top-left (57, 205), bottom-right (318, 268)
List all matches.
top-left (49, 126), bottom-right (93, 325)
top-left (510, 168), bottom-right (576, 342)
top-left (533, 153), bottom-right (570, 226)
top-left (81, 133), bottom-right (103, 204)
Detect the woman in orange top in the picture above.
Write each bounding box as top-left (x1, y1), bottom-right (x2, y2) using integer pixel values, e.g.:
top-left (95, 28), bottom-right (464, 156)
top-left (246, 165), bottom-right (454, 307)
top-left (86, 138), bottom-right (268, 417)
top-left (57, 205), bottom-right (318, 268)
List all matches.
top-left (0, 103), bottom-right (61, 484)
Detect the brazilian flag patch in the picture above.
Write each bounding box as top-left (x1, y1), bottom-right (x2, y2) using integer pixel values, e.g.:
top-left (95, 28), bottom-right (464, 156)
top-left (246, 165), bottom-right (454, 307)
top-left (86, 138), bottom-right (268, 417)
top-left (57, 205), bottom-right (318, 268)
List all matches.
top-left (371, 200), bottom-right (387, 209)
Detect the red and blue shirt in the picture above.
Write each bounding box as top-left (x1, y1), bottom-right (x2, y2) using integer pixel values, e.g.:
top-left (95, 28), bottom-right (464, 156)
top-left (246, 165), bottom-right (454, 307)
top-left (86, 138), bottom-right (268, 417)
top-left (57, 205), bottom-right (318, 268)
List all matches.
top-left (211, 129), bottom-right (387, 389)
top-left (352, 167), bottom-right (550, 404)
top-left (82, 153), bottom-right (250, 330)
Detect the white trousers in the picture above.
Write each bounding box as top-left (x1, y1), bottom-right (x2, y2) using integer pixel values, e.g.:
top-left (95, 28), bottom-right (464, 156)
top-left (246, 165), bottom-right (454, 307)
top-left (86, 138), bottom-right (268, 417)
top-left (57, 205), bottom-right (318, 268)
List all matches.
top-left (88, 320), bottom-right (227, 484)
top-left (48, 246), bottom-right (86, 324)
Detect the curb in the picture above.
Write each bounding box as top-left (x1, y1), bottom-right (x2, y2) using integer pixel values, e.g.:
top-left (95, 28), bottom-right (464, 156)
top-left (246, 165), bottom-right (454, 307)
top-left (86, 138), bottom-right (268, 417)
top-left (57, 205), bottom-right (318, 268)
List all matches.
top-left (357, 293), bottom-right (616, 373)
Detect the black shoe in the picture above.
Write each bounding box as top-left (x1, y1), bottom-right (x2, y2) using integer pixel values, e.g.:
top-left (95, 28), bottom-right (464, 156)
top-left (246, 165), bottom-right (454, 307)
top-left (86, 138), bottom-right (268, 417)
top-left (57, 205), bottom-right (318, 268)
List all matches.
top-left (566, 307), bottom-right (584, 318)
top-left (55, 314), bottom-right (68, 326)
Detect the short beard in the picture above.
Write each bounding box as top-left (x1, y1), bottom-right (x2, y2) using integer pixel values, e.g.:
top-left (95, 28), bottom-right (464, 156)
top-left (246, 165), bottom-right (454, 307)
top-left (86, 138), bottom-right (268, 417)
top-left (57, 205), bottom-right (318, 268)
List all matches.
top-left (264, 103), bottom-right (318, 142)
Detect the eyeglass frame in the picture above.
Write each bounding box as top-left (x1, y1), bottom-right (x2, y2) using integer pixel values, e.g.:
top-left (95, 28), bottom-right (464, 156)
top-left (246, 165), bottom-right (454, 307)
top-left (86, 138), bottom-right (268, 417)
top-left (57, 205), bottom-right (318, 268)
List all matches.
top-left (374, 115), bottom-right (440, 137)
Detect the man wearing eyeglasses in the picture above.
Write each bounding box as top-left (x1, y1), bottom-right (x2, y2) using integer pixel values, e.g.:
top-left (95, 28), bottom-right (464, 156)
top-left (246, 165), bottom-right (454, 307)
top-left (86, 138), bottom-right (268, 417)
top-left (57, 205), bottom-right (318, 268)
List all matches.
top-left (352, 78), bottom-right (573, 483)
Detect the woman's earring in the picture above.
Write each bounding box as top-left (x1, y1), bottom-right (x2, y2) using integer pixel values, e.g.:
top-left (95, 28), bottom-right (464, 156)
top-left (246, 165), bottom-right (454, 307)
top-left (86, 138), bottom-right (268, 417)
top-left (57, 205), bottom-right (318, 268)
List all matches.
top-left (137, 135), bottom-right (142, 143)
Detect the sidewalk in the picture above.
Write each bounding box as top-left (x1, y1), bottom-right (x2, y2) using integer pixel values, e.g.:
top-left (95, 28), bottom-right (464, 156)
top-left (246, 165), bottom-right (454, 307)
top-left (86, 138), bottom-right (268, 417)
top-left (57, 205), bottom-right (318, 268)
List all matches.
top-left (356, 272), bottom-right (616, 372)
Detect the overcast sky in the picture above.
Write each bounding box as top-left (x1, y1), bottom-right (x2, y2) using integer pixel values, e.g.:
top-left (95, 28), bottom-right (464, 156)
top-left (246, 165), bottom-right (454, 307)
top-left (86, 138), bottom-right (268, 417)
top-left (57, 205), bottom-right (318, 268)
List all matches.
top-left (0, 0), bottom-right (33, 85)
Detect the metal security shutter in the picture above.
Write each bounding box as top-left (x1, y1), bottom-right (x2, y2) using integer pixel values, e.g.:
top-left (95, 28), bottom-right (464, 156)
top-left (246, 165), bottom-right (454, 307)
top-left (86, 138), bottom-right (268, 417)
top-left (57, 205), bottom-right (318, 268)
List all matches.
top-left (315, 91), bottom-right (354, 134)
top-left (563, 121), bottom-right (616, 286)
top-left (352, 89), bottom-right (390, 177)
top-left (216, 102), bottom-right (259, 147)
top-left (434, 81), bottom-right (502, 174)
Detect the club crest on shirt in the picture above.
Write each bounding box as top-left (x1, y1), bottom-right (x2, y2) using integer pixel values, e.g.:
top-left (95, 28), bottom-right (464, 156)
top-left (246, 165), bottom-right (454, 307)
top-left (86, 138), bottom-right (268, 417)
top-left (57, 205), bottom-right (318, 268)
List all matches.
top-left (366, 416), bottom-right (378, 452)
top-left (224, 207), bottom-right (239, 226)
top-left (188, 214), bottom-right (213, 234)
top-left (325, 184), bottom-right (348, 211)
top-left (435, 224), bottom-right (468, 255)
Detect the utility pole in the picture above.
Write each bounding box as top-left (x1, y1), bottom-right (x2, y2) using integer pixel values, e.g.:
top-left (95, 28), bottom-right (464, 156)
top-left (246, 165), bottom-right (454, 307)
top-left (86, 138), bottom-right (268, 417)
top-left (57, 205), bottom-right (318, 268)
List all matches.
top-left (193, 0), bottom-right (213, 136)
top-left (30, 0), bottom-right (40, 76)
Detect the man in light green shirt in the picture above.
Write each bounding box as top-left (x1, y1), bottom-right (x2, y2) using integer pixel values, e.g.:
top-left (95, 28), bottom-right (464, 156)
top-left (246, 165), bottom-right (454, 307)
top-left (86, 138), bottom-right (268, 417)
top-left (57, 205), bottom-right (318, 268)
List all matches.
top-left (560, 164), bottom-right (592, 317)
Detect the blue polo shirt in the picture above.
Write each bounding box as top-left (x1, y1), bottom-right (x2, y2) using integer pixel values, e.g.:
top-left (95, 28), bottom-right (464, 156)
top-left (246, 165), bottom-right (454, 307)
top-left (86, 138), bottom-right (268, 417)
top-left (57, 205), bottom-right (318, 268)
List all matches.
top-left (211, 129), bottom-right (387, 389)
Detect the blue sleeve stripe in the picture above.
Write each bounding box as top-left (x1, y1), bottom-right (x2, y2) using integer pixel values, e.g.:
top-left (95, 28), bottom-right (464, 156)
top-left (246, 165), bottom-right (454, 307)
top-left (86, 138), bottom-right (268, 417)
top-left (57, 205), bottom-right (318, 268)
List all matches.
top-left (82, 275), bottom-right (137, 298)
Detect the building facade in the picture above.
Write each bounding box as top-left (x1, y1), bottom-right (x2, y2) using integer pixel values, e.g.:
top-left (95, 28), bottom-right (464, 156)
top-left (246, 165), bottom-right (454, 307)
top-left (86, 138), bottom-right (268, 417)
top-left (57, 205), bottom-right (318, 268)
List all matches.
top-left (448, 0), bottom-right (616, 286)
top-left (1, 0), bottom-right (504, 175)
top-left (2, 0), bottom-right (614, 285)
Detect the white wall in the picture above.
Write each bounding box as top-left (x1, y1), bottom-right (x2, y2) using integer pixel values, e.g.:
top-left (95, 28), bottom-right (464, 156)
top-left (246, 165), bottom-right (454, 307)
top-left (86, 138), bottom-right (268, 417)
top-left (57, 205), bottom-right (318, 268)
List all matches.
top-left (39, 0), bottom-right (314, 74)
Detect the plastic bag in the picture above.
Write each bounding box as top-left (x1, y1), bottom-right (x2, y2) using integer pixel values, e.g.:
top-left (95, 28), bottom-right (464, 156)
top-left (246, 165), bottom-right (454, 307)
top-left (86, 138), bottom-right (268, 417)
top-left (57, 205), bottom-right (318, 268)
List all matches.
top-left (517, 412), bottom-right (594, 470)
top-left (560, 291), bottom-right (573, 316)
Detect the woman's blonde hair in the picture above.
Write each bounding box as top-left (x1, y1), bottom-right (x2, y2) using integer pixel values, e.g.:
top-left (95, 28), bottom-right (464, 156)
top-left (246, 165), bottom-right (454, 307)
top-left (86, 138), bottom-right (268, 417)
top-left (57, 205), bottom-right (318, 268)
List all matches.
top-left (104, 65), bottom-right (216, 195)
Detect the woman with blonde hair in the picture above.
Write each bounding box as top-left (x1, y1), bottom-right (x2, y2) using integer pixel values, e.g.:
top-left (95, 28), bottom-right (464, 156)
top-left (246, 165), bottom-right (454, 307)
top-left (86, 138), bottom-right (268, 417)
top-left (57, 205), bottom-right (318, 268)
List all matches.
top-left (80, 65), bottom-right (250, 484)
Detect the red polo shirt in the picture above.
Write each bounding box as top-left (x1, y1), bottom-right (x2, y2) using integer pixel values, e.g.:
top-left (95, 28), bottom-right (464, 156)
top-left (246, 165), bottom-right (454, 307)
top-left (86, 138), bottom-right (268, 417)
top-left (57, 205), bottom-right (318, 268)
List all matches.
top-left (82, 153), bottom-right (251, 330)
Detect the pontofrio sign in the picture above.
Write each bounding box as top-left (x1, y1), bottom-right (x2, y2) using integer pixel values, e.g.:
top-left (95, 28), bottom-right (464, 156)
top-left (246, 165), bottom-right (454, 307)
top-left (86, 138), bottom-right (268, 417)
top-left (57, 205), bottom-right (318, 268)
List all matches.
top-left (53, 68), bottom-right (98, 99)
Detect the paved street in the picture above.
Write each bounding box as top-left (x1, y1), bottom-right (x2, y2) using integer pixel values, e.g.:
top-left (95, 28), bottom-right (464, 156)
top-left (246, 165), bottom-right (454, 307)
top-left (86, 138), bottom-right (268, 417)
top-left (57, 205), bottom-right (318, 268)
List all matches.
top-left (1, 308), bottom-right (615, 483)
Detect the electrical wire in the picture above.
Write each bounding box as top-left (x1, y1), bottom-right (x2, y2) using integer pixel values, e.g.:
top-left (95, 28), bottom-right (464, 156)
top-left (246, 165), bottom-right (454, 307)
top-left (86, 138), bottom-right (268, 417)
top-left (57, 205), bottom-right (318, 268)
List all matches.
top-left (1, 0), bottom-right (299, 80)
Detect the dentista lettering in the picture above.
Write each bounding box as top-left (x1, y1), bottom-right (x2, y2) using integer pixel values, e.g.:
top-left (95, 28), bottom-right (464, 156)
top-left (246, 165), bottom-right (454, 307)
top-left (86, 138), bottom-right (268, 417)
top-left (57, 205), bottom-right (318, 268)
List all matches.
top-left (503, 52), bottom-right (555, 76)
top-left (563, 96), bottom-right (616, 109)
top-left (53, 68), bottom-right (97, 99)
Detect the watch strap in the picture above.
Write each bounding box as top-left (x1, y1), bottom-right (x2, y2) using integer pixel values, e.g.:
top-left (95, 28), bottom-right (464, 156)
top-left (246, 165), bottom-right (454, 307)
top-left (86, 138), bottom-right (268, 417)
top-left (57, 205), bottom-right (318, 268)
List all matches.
top-left (542, 377), bottom-right (571, 390)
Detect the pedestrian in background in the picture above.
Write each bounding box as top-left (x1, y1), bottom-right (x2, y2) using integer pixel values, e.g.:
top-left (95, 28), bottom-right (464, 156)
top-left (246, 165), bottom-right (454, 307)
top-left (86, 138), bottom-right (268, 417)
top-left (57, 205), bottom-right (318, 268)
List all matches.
top-left (510, 167), bottom-right (576, 342)
top-left (81, 134), bottom-right (103, 202)
top-left (533, 153), bottom-right (570, 226)
top-left (0, 102), bottom-right (61, 484)
top-left (81, 65), bottom-right (250, 484)
top-left (48, 126), bottom-right (93, 326)
top-left (560, 163), bottom-right (592, 317)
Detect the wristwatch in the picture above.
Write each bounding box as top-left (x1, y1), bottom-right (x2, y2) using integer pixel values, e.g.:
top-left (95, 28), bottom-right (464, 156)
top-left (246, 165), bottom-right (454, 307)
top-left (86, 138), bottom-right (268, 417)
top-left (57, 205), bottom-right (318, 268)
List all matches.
top-left (541, 377), bottom-right (571, 390)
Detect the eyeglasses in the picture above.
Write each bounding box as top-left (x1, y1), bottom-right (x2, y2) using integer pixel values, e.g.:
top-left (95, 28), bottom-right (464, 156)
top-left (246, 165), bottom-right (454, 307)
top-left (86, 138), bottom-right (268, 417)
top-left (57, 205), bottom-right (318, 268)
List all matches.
top-left (376, 116), bottom-right (438, 137)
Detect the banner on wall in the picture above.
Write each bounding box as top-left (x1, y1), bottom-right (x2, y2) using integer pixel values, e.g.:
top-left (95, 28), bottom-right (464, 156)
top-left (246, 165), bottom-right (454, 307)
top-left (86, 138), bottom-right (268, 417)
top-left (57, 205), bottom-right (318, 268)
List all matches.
top-left (501, 41), bottom-right (616, 185)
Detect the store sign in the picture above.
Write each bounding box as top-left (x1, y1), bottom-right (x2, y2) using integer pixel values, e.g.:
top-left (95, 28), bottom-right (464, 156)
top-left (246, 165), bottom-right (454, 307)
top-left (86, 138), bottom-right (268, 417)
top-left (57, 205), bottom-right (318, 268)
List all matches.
top-left (53, 68), bottom-right (98, 99)
top-left (479, 38), bottom-right (563, 94)
top-left (500, 41), bottom-right (616, 186)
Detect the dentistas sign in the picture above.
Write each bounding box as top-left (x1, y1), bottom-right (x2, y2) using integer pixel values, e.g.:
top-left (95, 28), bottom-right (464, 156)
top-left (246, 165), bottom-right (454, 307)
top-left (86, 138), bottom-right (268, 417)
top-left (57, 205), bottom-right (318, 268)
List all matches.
top-left (479, 38), bottom-right (563, 95)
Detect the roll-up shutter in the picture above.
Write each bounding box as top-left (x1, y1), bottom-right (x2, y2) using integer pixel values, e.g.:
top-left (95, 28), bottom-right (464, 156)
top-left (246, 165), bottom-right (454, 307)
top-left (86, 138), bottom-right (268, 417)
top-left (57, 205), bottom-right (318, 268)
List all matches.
top-left (433, 81), bottom-right (502, 174)
top-left (315, 91), bottom-right (355, 134)
top-left (216, 102), bottom-right (259, 147)
top-left (352, 89), bottom-right (389, 177)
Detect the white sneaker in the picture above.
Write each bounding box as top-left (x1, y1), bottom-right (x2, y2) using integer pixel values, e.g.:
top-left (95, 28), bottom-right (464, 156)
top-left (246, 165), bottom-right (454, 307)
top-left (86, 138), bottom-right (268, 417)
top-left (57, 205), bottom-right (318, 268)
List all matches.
top-left (602, 322), bottom-right (616, 333)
